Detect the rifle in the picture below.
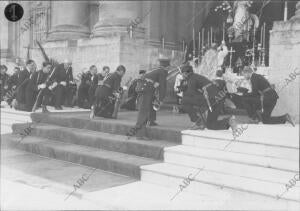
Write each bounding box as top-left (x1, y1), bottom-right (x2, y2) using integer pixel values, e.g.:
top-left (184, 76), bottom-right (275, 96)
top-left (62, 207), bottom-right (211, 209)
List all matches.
top-left (111, 77), bottom-right (133, 119)
top-left (31, 67), bottom-right (57, 112)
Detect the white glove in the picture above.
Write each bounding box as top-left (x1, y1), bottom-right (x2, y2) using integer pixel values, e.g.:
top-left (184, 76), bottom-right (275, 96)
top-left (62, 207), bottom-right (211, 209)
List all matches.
top-left (98, 81), bottom-right (104, 86)
top-left (154, 82), bottom-right (159, 88)
top-left (38, 83), bottom-right (46, 90)
top-left (122, 86), bottom-right (128, 91)
top-left (114, 92), bottom-right (120, 99)
top-left (69, 81), bottom-right (75, 84)
top-left (60, 81), bottom-right (67, 86)
top-left (49, 82), bottom-right (58, 90)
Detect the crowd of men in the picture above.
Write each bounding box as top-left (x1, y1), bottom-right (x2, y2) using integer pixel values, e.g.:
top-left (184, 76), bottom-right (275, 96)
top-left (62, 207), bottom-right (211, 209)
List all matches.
top-left (0, 60), bottom-right (122, 113)
top-left (0, 56), bottom-right (295, 140)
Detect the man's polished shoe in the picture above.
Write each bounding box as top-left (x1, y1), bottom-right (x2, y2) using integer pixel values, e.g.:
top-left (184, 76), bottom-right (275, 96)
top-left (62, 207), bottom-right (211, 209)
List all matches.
top-left (229, 115), bottom-right (238, 132)
top-left (255, 111), bottom-right (263, 123)
top-left (42, 105), bottom-right (49, 113)
top-left (136, 136), bottom-right (152, 141)
top-left (148, 121), bottom-right (158, 126)
top-left (55, 106), bottom-right (62, 110)
top-left (285, 113), bottom-right (295, 127)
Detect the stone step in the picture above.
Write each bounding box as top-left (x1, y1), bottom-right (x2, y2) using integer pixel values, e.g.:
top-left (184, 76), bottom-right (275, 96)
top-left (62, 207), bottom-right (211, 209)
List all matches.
top-left (164, 146), bottom-right (299, 185)
top-left (2, 134), bottom-right (158, 179)
top-left (30, 112), bottom-right (181, 143)
top-left (11, 123), bottom-right (175, 160)
top-left (141, 163), bottom-right (300, 202)
top-left (181, 134), bottom-right (299, 162)
top-left (164, 145), bottom-right (298, 173)
top-left (182, 124), bottom-right (299, 149)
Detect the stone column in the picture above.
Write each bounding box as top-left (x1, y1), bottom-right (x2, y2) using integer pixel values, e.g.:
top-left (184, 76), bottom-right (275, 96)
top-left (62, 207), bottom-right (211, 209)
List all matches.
top-left (0, 1), bottom-right (10, 59)
top-left (291, 1), bottom-right (300, 20)
top-left (48, 1), bottom-right (90, 40)
top-left (92, 1), bottom-right (143, 37)
top-left (269, 1), bottom-right (300, 123)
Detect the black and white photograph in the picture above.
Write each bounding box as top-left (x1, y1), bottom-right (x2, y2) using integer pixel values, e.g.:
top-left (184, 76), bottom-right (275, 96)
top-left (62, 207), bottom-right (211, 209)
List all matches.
top-left (0, 0), bottom-right (299, 210)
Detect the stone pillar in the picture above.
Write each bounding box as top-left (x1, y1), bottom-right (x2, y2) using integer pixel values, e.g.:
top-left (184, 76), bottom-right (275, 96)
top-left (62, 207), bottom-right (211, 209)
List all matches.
top-left (48, 1), bottom-right (90, 40)
top-left (269, 1), bottom-right (300, 123)
top-left (291, 1), bottom-right (300, 20)
top-left (92, 1), bottom-right (143, 37)
top-left (0, 1), bottom-right (10, 59)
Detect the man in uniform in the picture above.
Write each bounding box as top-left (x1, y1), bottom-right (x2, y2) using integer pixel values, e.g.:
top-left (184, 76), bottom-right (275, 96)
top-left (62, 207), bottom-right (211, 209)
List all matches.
top-left (50, 59), bottom-right (73, 110)
top-left (121, 69), bottom-right (146, 111)
top-left (181, 65), bottom-right (237, 130)
top-left (127, 58), bottom-right (169, 140)
top-left (90, 65), bottom-right (126, 119)
top-left (241, 66), bottom-right (294, 125)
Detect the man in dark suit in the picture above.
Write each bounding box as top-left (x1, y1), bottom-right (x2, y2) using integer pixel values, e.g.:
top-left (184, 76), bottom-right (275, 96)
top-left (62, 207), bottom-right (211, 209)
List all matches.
top-left (15, 61), bottom-right (31, 105)
top-left (127, 58), bottom-right (169, 140)
top-left (33, 62), bottom-right (53, 112)
top-left (241, 66), bottom-right (294, 125)
top-left (50, 59), bottom-right (73, 109)
top-left (0, 65), bottom-right (10, 102)
top-left (90, 65), bottom-right (126, 119)
top-left (88, 65), bottom-right (99, 107)
top-left (15, 60), bottom-right (36, 110)
top-left (181, 65), bottom-right (237, 130)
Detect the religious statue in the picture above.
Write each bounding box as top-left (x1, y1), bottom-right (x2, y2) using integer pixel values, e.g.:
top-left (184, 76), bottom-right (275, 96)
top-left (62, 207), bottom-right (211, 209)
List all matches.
top-left (229, 1), bottom-right (259, 42)
top-left (194, 45), bottom-right (218, 80)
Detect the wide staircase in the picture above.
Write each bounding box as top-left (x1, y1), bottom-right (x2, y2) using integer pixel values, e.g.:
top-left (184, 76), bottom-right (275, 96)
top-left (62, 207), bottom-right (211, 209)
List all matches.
top-left (2, 111), bottom-right (299, 207)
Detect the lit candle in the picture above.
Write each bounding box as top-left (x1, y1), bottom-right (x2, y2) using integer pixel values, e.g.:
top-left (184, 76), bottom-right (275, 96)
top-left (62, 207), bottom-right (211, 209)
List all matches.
top-left (129, 25), bottom-right (133, 38)
top-left (202, 28), bottom-right (204, 50)
top-left (162, 36), bottom-right (165, 49)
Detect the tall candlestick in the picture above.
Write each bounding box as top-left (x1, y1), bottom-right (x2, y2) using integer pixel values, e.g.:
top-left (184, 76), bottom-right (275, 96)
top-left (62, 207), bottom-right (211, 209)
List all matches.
top-left (222, 22), bottom-right (226, 42)
top-left (284, 1), bottom-right (288, 21)
top-left (162, 36), bottom-right (165, 49)
top-left (263, 23), bottom-right (266, 48)
top-left (193, 28), bottom-right (195, 57)
top-left (260, 25), bottom-right (263, 48)
top-left (207, 29), bottom-right (210, 47)
top-left (210, 27), bottom-right (213, 45)
top-left (252, 27), bottom-right (256, 67)
top-left (198, 31), bottom-right (201, 59)
top-left (202, 28), bottom-right (204, 51)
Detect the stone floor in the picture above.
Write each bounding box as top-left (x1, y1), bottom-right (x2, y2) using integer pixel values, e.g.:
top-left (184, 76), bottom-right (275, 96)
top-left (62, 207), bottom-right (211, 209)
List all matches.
top-left (1, 108), bottom-right (299, 210)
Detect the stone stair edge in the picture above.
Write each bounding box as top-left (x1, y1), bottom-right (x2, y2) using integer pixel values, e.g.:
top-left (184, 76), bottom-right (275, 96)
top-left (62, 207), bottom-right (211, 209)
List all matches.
top-left (140, 163), bottom-right (300, 202)
top-left (164, 146), bottom-right (298, 173)
top-left (181, 131), bottom-right (298, 149)
top-left (3, 134), bottom-right (159, 178)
